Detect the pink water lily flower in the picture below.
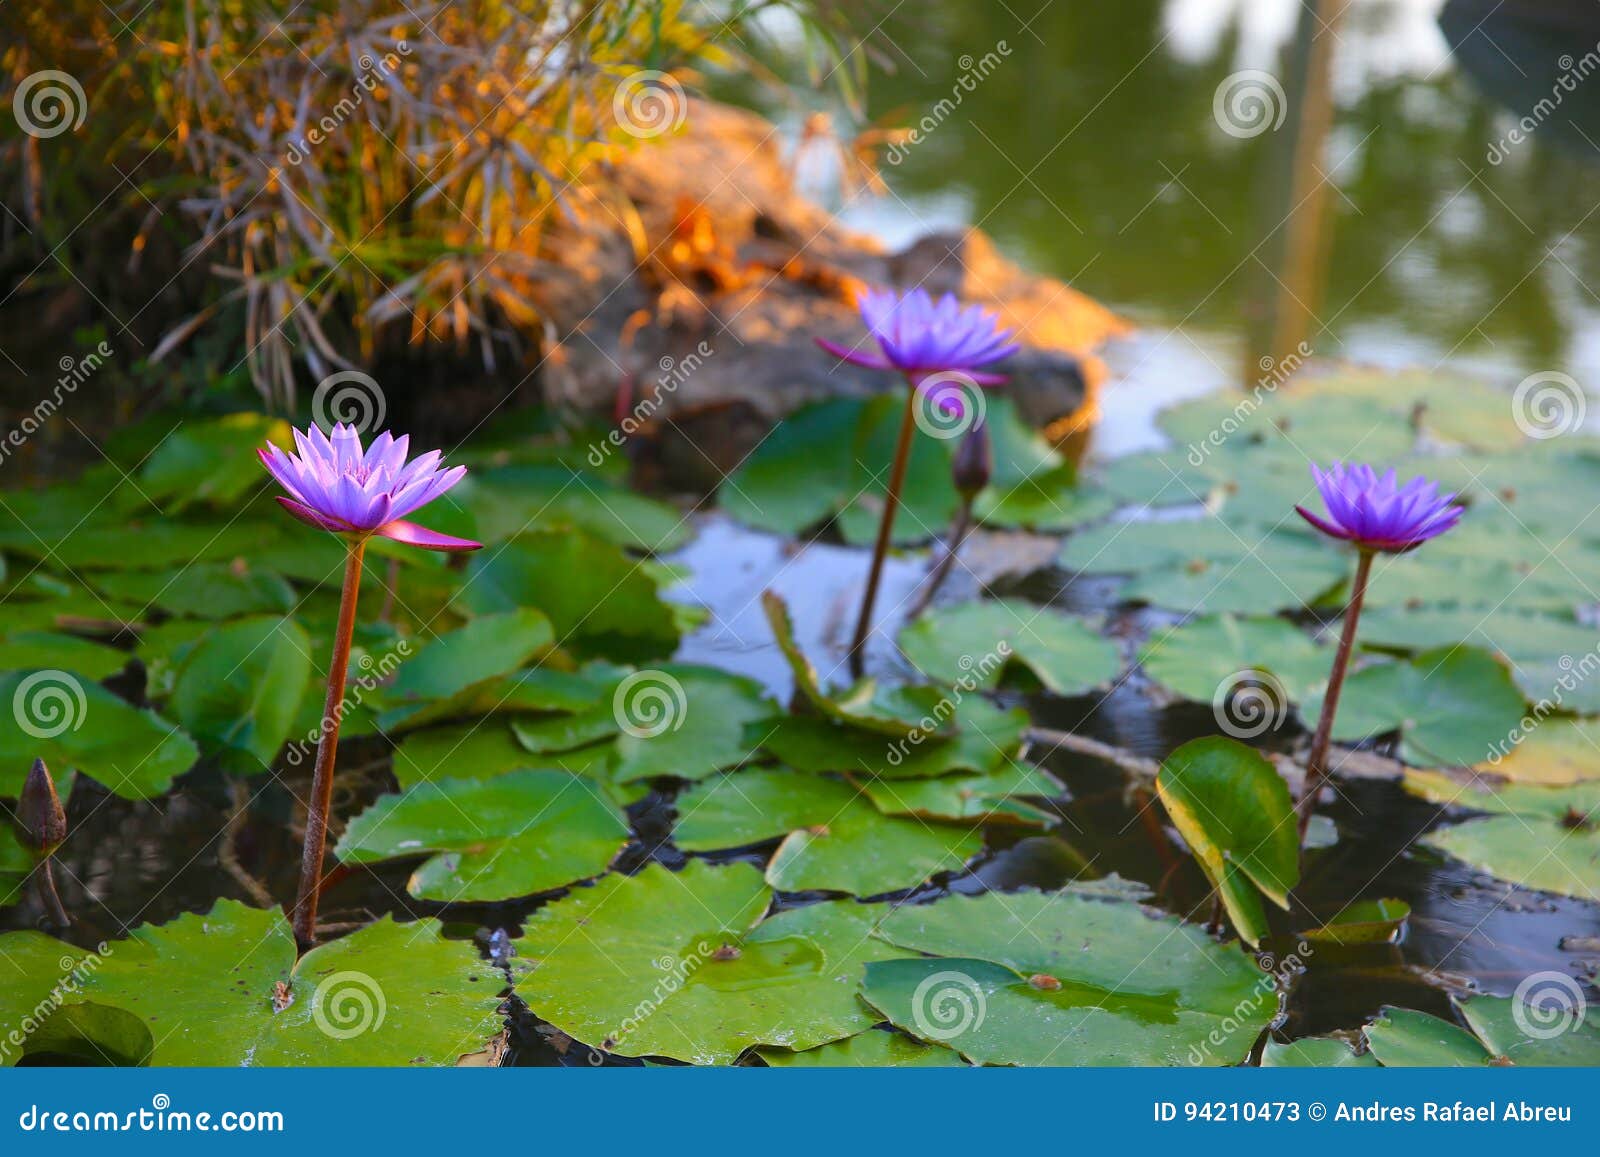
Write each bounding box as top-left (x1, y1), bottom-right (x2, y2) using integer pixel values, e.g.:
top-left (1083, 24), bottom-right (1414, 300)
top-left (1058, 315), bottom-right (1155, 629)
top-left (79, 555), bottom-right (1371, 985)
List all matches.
top-left (259, 423), bottom-right (480, 552)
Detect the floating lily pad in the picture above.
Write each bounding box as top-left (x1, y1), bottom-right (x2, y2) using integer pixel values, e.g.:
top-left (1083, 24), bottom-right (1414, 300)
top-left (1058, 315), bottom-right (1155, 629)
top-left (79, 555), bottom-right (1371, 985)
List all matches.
top-left (1156, 737), bottom-right (1299, 947)
top-left (1456, 992), bottom-right (1600, 1065)
top-left (513, 860), bottom-right (911, 1064)
top-left (1424, 815), bottom-right (1600, 902)
top-left (720, 399), bottom-right (865, 538)
top-left (0, 671), bottom-right (198, 798)
top-left (1301, 898), bottom-right (1411, 945)
top-left (0, 825), bottom-right (29, 908)
top-left (863, 891), bottom-right (1275, 1065)
top-left (461, 464), bottom-right (689, 553)
top-left (761, 695), bottom-right (1026, 780)
top-left (91, 562), bottom-right (296, 620)
top-left (1260, 1037), bottom-right (1378, 1067)
top-left (0, 632), bottom-right (129, 681)
top-left (138, 412), bottom-right (291, 511)
top-left (1477, 719), bottom-right (1600, 785)
top-left (392, 722), bottom-right (539, 789)
top-left (674, 769), bottom-right (983, 896)
top-left (857, 761), bottom-right (1062, 825)
top-left (170, 615), bottom-right (312, 770)
top-left (898, 599), bottom-right (1121, 696)
top-left (0, 933), bottom-right (92, 1066)
top-left (610, 666), bottom-right (774, 783)
top-left (1306, 647), bottom-right (1527, 767)
top-left (1139, 615), bottom-right (1329, 705)
top-left (17, 900), bottom-right (502, 1065)
top-left (1362, 1007), bottom-right (1490, 1067)
top-left (384, 609), bottom-right (554, 716)
top-left (1402, 769), bottom-right (1600, 821)
top-left (974, 468), bottom-right (1118, 532)
top-left (337, 771), bottom-right (628, 902)
top-left (758, 1029), bottom-right (965, 1067)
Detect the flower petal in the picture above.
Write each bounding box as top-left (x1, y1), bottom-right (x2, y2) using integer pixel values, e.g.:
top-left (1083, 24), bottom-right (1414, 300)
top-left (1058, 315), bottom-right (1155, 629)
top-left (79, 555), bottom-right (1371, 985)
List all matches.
top-left (374, 519), bottom-right (482, 552)
top-left (815, 336), bottom-right (894, 372)
top-left (275, 495), bottom-right (353, 534)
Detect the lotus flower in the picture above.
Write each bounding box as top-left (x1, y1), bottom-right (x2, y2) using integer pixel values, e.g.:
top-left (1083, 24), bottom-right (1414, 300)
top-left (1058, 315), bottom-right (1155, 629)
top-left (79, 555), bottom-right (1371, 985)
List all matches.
top-left (1295, 463), bottom-right (1463, 553)
top-left (259, 424), bottom-right (480, 551)
top-left (817, 287), bottom-right (1019, 383)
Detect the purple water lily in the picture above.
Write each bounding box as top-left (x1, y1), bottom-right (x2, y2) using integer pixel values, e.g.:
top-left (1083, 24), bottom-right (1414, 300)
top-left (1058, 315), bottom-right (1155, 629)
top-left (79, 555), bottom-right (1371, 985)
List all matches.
top-left (259, 423), bottom-right (479, 552)
top-left (817, 287), bottom-right (1019, 383)
top-left (1292, 461), bottom-right (1463, 860)
top-left (1295, 462), bottom-right (1463, 553)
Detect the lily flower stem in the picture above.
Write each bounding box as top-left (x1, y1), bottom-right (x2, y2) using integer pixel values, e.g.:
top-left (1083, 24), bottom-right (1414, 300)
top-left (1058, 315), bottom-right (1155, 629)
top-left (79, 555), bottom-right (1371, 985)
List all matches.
top-left (906, 498), bottom-right (973, 621)
top-left (848, 376), bottom-right (920, 678)
top-left (1296, 548), bottom-right (1374, 849)
top-left (34, 859), bottom-right (68, 927)
top-left (292, 537), bottom-right (366, 950)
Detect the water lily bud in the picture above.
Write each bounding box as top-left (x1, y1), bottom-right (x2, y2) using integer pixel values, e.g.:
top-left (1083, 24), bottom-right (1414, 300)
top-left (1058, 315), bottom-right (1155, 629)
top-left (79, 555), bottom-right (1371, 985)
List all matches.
top-left (17, 758), bottom-right (66, 858)
top-left (952, 423), bottom-right (991, 500)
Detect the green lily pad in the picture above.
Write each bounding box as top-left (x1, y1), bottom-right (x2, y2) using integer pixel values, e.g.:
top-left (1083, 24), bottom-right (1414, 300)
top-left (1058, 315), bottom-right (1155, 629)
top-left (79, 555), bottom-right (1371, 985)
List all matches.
top-left (1302, 898), bottom-right (1411, 945)
top-left (758, 1029), bottom-right (965, 1067)
top-left (857, 761), bottom-right (1062, 825)
top-left (1363, 1007), bottom-right (1491, 1067)
top-left (1139, 615), bottom-right (1329, 705)
top-left (674, 769), bottom-right (983, 896)
top-left (169, 615), bottom-right (312, 770)
top-left (1456, 992), bottom-right (1600, 1065)
top-left (138, 412), bottom-right (290, 511)
top-left (1156, 737), bottom-right (1299, 947)
top-left (50, 900), bottom-right (503, 1065)
top-left (460, 530), bottom-right (679, 662)
top-left (336, 771), bottom-right (628, 902)
top-left (1307, 647), bottom-right (1527, 767)
top-left (721, 398), bottom-right (864, 538)
top-left (0, 671), bottom-right (198, 799)
top-left (392, 722), bottom-right (539, 789)
top-left (91, 562), bottom-right (295, 620)
top-left (0, 632), bottom-right (129, 681)
top-left (898, 599), bottom-right (1121, 696)
top-left (863, 891), bottom-right (1276, 1065)
top-left (1260, 1037), bottom-right (1378, 1067)
top-left (0, 932), bottom-right (93, 1066)
top-left (385, 609), bottom-right (554, 712)
top-left (761, 695), bottom-right (1026, 780)
top-left (974, 467), bottom-right (1118, 532)
top-left (513, 860), bottom-right (911, 1064)
top-left (461, 464), bottom-right (689, 553)
top-left (1, 824), bottom-right (29, 908)
top-left (610, 665), bottom-right (774, 783)
top-left (1424, 815), bottom-right (1600, 901)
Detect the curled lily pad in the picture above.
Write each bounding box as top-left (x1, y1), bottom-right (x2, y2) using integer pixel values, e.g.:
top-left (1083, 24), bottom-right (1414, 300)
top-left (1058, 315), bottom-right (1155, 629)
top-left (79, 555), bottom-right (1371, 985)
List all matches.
top-left (513, 860), bottom-right (912, 1064)
top-left (898, 599), bottom-right (1121, 696)
top-left (0, 671), bottom-right (198, 799)
top-left (759, 1029), bottom-right (965, 1067)
top-left (138, 412), bottom-right (292, 510)
top-left (674, 769), bottom-right (983, 896)
top-left (1301, 899), bottom-right (1411, 945)
top-left (1156, 737), bottom-right (1299, 948)
top-left (1139, 614), bottom-right (1328, 705)
top-left (336, 771), bottom-right (628, 902)
top-left (11, 900), bottom-right (502, 1066)
top-left (863, 891), bottom-right (1276, 1066)
top-left (1362, 1007), bottom-right (1491, 1067)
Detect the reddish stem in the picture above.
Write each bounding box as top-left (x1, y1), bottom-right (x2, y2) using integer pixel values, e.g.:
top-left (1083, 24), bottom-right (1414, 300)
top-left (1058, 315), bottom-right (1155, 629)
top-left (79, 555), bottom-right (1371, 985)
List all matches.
top-left (848, 377), bottom-right (920, 678)
top-left (906, 497), bottom-right (973, 621)
top-left (292, 537), bottom-right (366, 950)
top-left (1296, 548), bottom-right (1374, 847)
top-left (34, 858), bottom-right (69, 927)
